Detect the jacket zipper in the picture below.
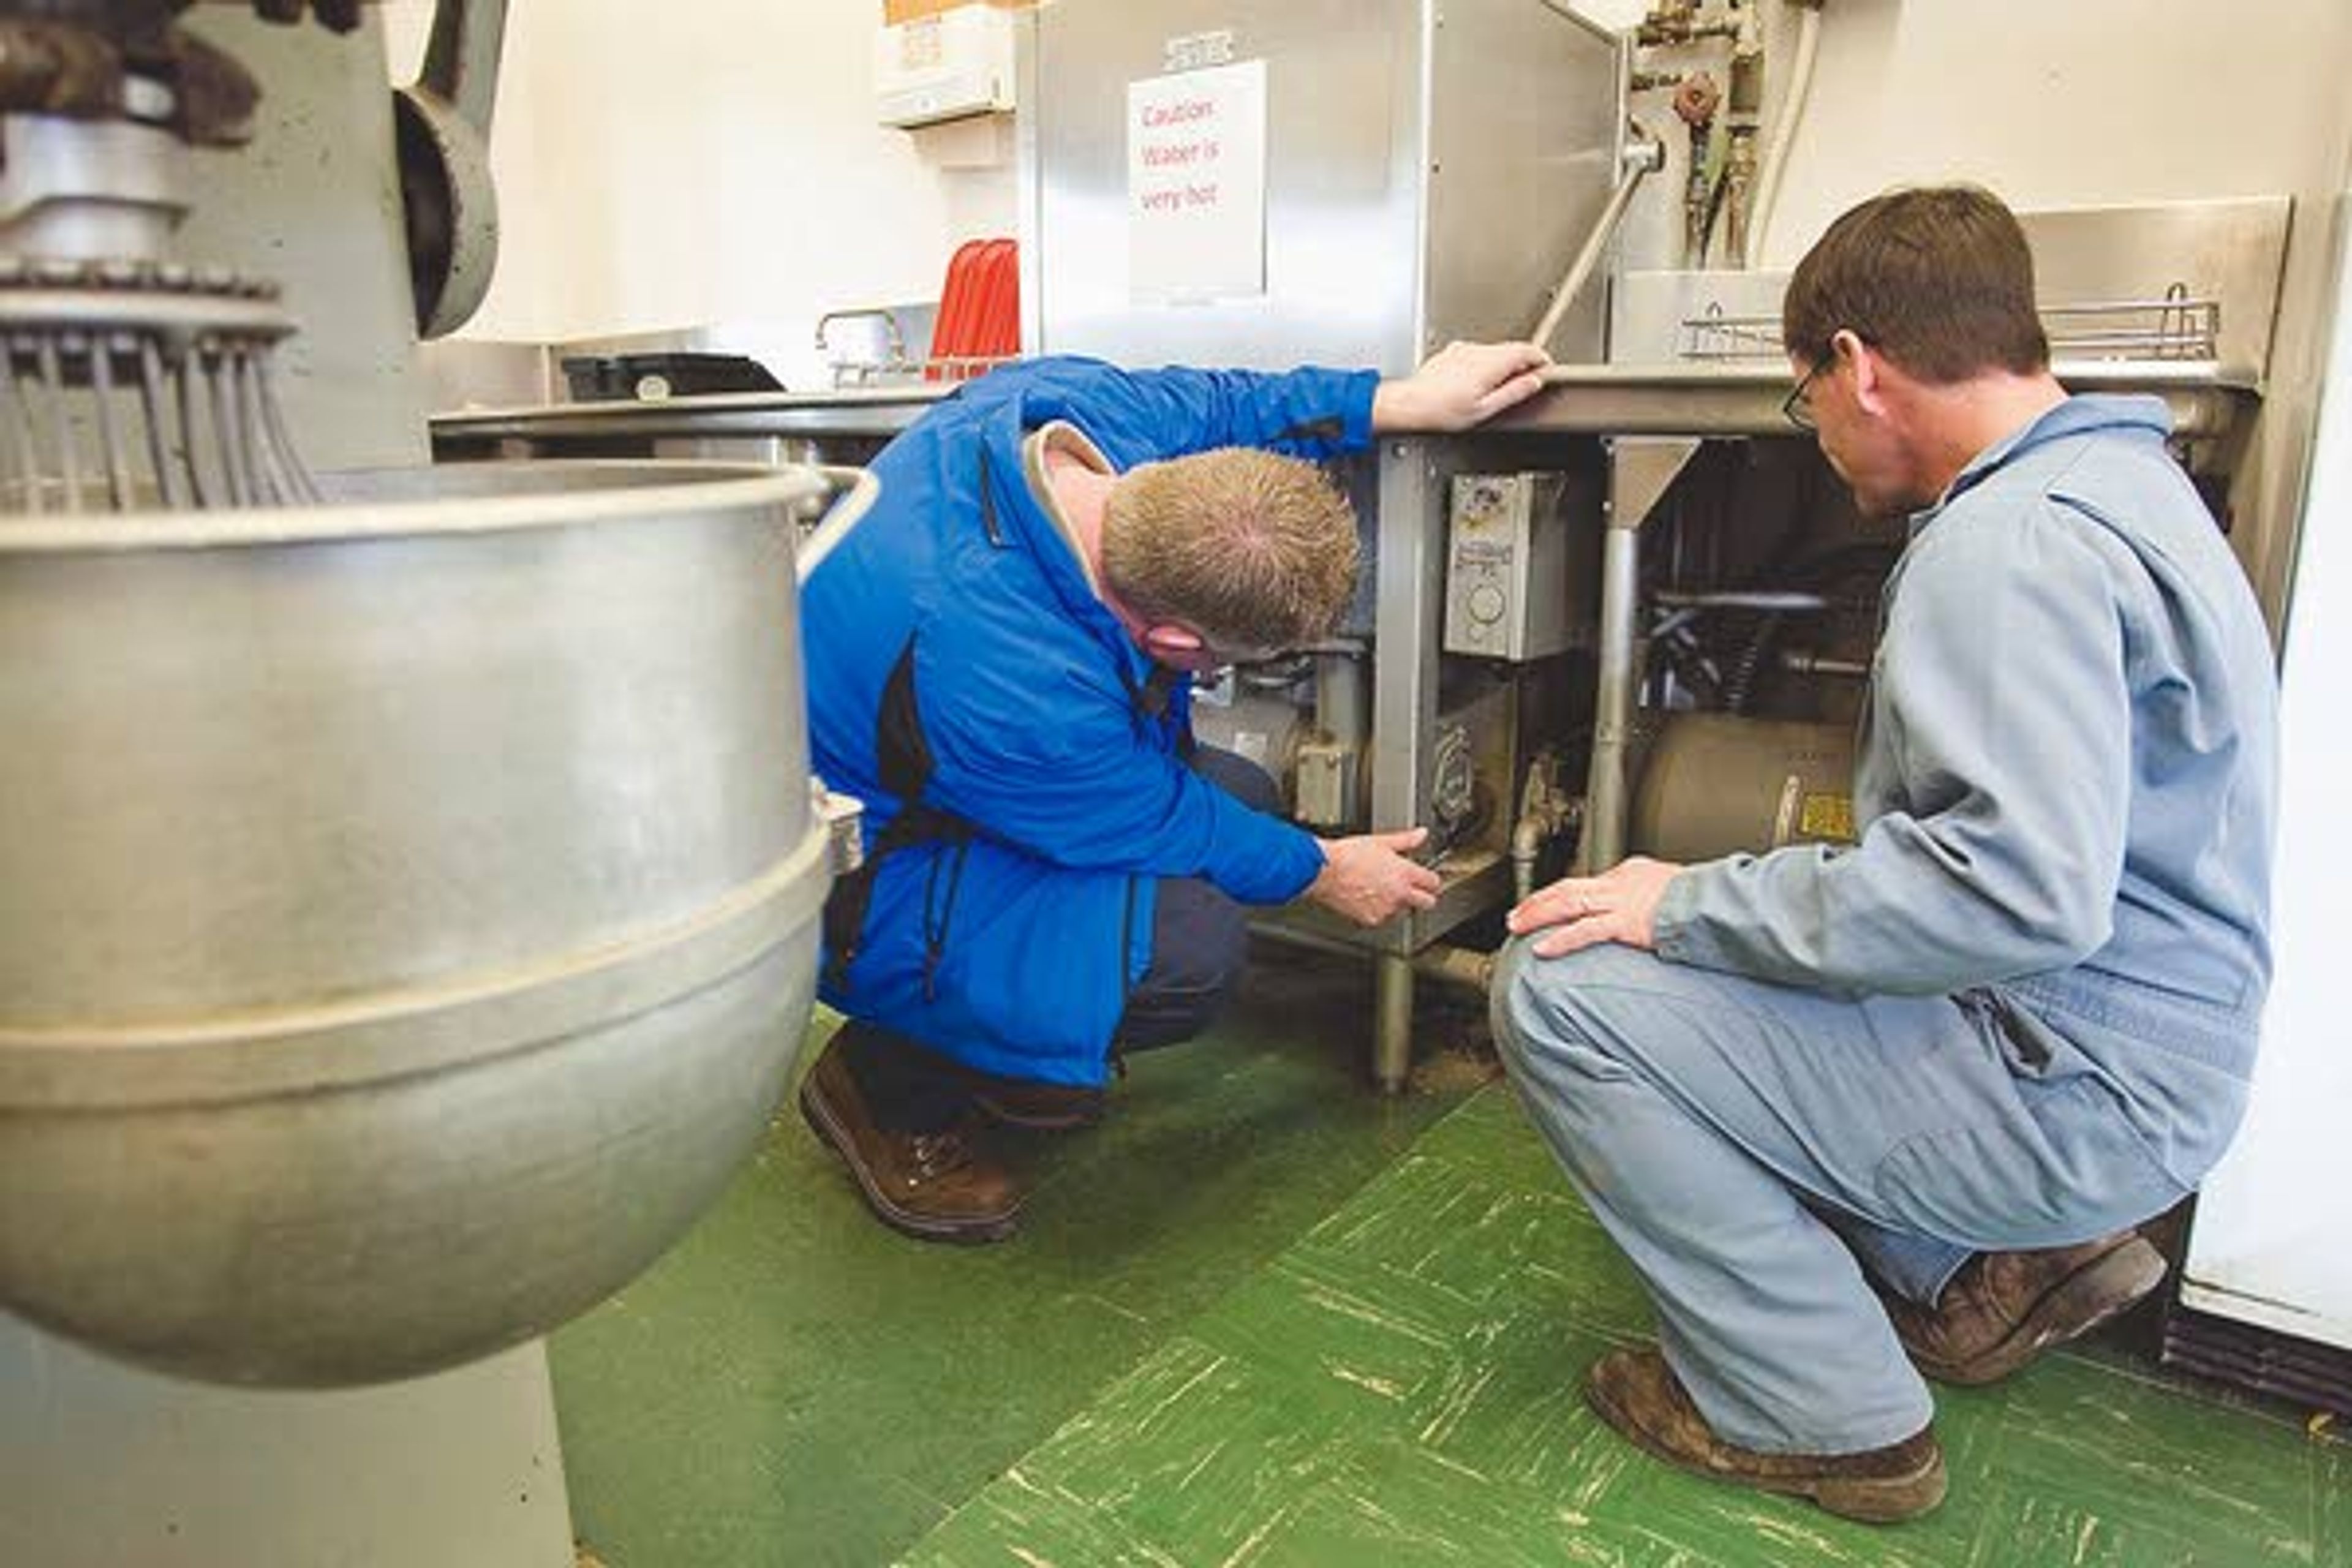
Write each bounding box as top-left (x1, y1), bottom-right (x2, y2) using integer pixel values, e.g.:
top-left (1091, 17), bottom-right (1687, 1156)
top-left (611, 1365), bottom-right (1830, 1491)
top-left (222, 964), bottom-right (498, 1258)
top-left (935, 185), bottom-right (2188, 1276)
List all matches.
top-left (920, 839), bottom-right (971, 1003)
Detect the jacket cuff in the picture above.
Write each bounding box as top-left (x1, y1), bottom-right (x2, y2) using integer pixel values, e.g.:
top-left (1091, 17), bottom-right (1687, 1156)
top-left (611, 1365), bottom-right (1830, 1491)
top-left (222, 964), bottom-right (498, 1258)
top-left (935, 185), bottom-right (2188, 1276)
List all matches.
top-left (1649, 865), bottom-right (1709, 965)
top-left (1338, 369), bottom-right (1381, 450)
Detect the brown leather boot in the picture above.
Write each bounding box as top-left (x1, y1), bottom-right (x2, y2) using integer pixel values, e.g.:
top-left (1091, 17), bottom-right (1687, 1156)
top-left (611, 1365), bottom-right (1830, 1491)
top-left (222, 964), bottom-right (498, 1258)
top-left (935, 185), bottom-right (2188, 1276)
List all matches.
top-left (970, 1076), bottom-right (1107, 1131)
top-left (1585, 1347), bottom-right (1947, 1524)
top-left (1882, 1232), bottom-right (2167, 1386)
top-left (797, 1038), bottom-right (1022, 1245)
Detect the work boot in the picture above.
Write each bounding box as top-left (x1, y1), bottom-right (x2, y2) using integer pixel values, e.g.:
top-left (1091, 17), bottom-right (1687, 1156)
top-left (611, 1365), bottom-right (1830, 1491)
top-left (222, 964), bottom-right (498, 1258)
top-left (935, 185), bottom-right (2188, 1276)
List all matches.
top-left (1882, 1231), bottom-right (2168, 1386)
top-left (797, 1038), bottom-right (1022, 1245)
top-left (970, 1076), bottom-right (1107, 1131)
top-left (1584, 1346), bottom-right (1947, 1525)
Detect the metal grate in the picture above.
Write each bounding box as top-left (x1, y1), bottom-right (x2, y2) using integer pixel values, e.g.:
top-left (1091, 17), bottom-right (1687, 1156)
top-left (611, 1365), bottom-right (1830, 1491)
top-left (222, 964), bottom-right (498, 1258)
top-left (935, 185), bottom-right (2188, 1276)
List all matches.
top-left (2163, 1303), bottom-right (2352, 1419)
top-left (1679, 285), bottom-right (2222, 364)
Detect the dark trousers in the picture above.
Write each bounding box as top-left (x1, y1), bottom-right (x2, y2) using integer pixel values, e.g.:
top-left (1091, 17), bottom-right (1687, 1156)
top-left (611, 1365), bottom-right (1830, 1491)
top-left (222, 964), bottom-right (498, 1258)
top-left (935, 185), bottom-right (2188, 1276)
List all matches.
top-left (842, 747), bottom-right (1278, 1131)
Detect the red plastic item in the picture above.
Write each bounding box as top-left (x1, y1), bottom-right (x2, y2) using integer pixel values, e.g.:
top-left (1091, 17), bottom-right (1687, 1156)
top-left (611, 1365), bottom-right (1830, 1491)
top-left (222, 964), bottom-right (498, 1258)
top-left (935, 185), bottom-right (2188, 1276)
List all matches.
top-left (927, 236), bottom-right (1018, 382)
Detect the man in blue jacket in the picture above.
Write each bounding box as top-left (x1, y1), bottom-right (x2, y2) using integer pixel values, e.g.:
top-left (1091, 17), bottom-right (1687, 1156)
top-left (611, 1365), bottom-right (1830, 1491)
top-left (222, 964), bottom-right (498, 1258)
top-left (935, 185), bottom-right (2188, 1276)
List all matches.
top-left (1491, 187), bottom-right (2277, 1521)
top-left (801, 341), bottom-right (1552, 1244)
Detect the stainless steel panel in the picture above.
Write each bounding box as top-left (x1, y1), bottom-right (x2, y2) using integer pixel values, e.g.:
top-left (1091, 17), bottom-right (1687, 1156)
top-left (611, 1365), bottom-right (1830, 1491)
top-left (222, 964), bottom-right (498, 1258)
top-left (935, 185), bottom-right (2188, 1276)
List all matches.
top-left (2021, 198), bottom-right (2293, 382)
top-left (1609, 199), bottom-right (2294, 384)
top-left (1611, 267), bottom-right (1795, 364)
top-left (1425, 1), bottom-right (1620, 358)
top-left (1031, 0), bottom-right (1422, 371)
top-left (1027, 0), bottom-right (1619, 373)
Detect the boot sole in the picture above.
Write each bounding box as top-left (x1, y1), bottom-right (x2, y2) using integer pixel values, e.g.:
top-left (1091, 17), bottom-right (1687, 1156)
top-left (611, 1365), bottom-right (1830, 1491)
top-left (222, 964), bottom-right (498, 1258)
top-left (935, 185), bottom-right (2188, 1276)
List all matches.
top-left (797, 1081), bottom-right (1021, 1246)
top-left (1921, 1237), bottom-right (2168, 1387)
top-left (1585, 1371), bottom-right (1948, 1524)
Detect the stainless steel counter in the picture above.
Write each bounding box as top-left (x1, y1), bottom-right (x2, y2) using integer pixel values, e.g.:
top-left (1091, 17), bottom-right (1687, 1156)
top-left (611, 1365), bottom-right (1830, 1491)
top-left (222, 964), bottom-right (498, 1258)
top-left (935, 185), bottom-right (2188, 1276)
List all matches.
top-left (1491, 360), bottom-right (2260, 442)
top-left (431, 358), bottom-right (2260, 453)
top-left (430, 385), bottom-right (957, 457)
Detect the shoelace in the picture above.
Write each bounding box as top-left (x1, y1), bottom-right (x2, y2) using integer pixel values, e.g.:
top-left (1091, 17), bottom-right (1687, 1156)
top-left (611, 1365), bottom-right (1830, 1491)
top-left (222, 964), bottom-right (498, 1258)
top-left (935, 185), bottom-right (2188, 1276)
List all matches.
top-left (907, 1129), bottom-right (972, 1180)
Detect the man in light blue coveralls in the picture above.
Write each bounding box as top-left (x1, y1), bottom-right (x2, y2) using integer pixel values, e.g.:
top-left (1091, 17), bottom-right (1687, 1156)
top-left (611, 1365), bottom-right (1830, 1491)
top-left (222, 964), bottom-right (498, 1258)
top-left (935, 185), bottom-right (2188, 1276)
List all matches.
top-left (1492, 186), bottom-right (2278, 1522)
top-left (801, 340), bottom-right (1552, 1245)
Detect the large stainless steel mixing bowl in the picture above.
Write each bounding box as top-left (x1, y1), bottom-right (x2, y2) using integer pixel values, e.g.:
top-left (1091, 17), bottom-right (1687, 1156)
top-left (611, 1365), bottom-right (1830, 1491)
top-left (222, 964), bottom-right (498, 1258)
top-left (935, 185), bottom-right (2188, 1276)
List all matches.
top-left (0, 461), bottom-right (841, 1387)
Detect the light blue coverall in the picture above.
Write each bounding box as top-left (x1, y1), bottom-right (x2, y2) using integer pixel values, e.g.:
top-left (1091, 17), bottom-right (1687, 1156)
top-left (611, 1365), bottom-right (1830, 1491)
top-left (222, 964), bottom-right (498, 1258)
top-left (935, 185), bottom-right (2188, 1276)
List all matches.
top-left (1493, 396), bottom-right (2279, 1453)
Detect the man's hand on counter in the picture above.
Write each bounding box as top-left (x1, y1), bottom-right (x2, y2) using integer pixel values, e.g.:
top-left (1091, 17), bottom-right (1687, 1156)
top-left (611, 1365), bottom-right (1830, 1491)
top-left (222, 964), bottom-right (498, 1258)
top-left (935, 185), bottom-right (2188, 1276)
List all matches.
top-left (1371, 341), bottom-right (1554, 433)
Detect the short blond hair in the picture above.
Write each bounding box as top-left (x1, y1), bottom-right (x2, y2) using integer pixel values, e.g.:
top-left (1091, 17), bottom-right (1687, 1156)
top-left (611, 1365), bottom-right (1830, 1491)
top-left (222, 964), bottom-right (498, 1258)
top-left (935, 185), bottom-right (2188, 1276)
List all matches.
top-left (1100, 448), bottom-right (1359, 652)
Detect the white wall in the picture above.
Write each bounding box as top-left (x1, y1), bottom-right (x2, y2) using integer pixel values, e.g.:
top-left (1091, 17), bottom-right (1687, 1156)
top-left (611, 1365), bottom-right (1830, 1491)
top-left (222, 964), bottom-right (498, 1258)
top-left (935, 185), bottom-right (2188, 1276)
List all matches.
top-left (382, 0), bottom-right (1017, 388)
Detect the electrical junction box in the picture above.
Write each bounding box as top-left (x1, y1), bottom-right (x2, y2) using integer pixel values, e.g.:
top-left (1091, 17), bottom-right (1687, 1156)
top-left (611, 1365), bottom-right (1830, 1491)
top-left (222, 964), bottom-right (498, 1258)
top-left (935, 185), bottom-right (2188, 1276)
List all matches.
top-left (875, 5), bottom-right (1017, 128)
top-left (1444, 472), bottom-right (1587, 661)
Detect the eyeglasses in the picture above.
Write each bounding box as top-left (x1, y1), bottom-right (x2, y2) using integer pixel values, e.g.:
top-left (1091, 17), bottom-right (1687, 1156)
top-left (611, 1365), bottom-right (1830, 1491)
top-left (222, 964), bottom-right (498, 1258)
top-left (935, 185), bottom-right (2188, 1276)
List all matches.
top-left (1782, 357), bottom-right (1826, 432)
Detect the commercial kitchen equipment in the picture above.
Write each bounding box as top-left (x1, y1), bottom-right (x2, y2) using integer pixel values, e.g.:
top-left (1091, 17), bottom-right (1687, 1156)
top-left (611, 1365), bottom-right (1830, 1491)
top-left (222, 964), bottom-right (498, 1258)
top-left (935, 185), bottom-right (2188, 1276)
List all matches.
top-left (0, 4), bottom-right (858, 1563)
top-left (438, 6), bottom-right (2294, 1104)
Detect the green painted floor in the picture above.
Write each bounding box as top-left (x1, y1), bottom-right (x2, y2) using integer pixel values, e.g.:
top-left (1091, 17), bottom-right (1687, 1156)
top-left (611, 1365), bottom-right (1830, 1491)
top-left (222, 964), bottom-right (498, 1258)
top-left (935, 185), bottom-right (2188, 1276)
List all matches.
top-left (552, 959), bottom-right (2350, 1567)
top-left (549, 955), bottom-right (1485, 1567)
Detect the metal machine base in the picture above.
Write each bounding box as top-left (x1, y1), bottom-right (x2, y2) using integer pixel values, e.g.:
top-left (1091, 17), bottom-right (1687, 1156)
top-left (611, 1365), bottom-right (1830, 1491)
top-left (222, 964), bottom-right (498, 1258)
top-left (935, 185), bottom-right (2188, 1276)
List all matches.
top-left (0, 1315), bottom-right (574, 1567)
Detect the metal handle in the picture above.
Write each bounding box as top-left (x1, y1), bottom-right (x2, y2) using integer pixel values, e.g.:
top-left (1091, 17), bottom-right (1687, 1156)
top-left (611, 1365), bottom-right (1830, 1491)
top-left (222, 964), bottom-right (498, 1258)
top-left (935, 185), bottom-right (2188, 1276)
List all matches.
top-left (1532, 130), bottom-right (1666, 355)
top-left (418, 0), bottom-right (507, 138)
top-left (794, 465), bottom-right (881, 586)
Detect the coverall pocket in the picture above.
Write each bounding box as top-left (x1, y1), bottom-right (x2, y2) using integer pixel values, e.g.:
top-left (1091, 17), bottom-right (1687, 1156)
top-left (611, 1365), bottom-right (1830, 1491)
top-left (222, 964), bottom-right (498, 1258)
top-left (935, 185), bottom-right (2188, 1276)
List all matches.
top-left (1872, 1074), bottom-right (2186, 1250)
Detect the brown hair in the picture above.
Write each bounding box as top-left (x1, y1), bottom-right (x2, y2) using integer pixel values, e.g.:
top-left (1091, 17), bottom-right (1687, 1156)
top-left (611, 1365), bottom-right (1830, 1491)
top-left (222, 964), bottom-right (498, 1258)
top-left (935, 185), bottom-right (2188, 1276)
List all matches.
top-left (1782, 184), bottom-right (2049, 383)
top-left (1101, 448), bottom-right (1359, 652)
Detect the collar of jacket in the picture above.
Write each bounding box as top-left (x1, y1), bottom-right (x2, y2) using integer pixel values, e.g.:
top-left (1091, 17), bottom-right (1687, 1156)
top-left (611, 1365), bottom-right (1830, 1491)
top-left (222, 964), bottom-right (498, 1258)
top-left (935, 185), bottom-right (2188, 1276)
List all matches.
top-left (1907, 392), bottom-right (2174, 537)
top-left (978, 401), bottom-right (1168, 703)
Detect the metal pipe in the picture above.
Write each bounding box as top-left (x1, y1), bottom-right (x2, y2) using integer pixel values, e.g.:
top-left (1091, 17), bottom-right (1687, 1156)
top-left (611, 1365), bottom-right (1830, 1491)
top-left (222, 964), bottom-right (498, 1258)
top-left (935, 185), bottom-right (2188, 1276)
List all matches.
top-left (1683, 124), bottom-right (1715, 268)
top-left (1313, 649), bottom-right (1368, 755)
top-left (1532, 132), bottom-right (1666, 355)
top-left (1781, 649), bottom-right (1869, 679)
top-left (1718, 36), bottom-right (1763, 268)
top-left (1721, 127), bottom-right (1758, 269)
top-left (1653, 588), bottom-right (1826, 611)
top-left (1375, 953), bottom-right (1415, 1095)
top-left (1414, 943), bottom-right (1494, 996)
top-left (1509, 750), bottom-right (1581, 904)
top-left (1670, 74), bottom-right (1722, 271)
top-left (1581, 521), bottom-right (1643, 873)
top-left (1256, 921), bottom-right (1498, 992)
top-left (1749, 0), bottom-right (1823, 263)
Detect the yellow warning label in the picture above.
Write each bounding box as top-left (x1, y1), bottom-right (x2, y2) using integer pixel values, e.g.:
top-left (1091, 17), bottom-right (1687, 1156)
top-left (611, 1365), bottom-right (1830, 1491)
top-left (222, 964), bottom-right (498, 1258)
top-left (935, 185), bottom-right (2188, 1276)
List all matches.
top-left (1798, 793), bottom-right (1856, 842)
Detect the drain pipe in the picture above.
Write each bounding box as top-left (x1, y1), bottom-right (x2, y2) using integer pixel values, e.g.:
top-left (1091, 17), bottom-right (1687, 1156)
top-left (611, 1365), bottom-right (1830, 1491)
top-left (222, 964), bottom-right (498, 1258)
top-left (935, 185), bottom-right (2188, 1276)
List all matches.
top-left (1253, 924), bottom-right (1497, 999)
top-left (1580, 510), bottom-right (1642, 873)
top-left (1509, 750), bottom-right (1584, 903)
top-left (1717, 18), bottom-right (1765, 268)
top-left (1747, 0), bottom-right (1824, 262)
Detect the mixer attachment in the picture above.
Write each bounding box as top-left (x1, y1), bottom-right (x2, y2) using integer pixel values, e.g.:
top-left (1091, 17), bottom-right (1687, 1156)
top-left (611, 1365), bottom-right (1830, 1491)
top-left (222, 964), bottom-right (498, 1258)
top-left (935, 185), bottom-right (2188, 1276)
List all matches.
top-left (0, 255), bottom-right (317, 513)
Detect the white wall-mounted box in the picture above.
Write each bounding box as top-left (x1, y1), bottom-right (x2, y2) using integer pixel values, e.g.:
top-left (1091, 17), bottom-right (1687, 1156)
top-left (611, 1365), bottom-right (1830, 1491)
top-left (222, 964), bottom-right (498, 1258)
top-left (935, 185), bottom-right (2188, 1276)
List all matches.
top-left (875, 6), bottom-right (1017, 129)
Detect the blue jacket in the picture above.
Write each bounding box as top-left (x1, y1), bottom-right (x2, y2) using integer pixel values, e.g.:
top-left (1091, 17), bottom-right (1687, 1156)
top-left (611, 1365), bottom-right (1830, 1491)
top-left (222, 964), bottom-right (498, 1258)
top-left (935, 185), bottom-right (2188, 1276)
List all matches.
top-left (1654, 395), bottom-right (2278, 1178)
top-left (804, 356), bottom-right (1379, 1085)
